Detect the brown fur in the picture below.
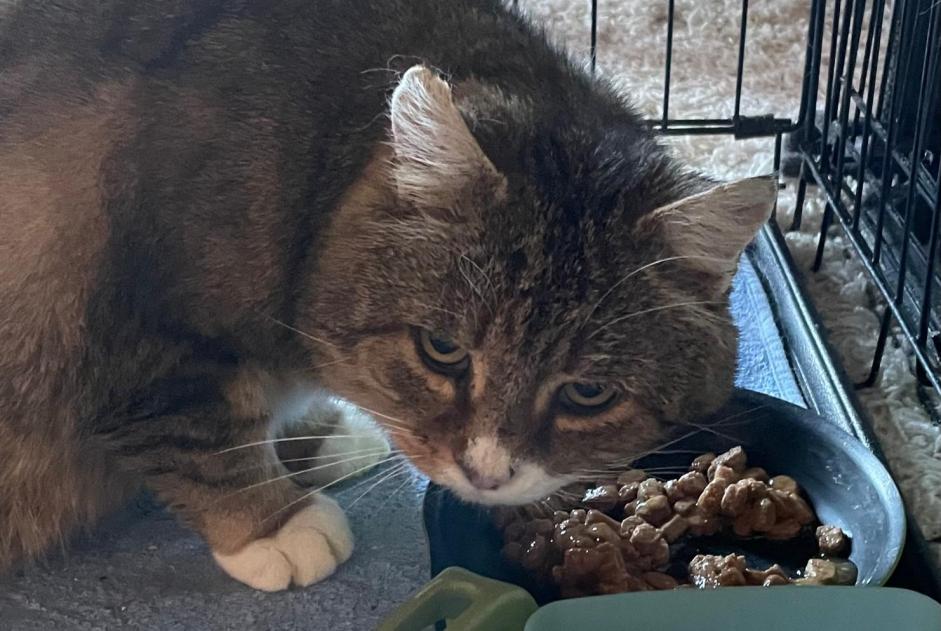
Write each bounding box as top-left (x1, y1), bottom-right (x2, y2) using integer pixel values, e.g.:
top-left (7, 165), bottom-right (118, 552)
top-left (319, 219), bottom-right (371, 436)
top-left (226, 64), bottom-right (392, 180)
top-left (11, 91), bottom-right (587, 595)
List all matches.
top-left (0, 82), bottom-right (137, 564)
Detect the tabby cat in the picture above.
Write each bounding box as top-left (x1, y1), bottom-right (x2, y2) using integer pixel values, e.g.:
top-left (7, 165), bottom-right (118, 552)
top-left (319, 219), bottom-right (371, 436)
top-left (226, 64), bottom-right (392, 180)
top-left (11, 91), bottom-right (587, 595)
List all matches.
top-left (0, 0), bottom-right (775, 590)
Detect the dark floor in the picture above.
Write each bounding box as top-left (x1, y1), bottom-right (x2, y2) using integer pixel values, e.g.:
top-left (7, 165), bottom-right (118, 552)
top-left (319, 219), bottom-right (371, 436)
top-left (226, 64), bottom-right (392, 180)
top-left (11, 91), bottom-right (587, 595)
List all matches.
top-left (0, 473), bottom-right (430, 631)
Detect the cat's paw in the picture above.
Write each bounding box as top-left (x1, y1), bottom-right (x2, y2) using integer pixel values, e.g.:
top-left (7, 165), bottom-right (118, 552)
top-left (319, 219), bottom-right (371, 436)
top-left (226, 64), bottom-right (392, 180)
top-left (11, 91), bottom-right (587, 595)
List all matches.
top-left (212, 496), bottom-right (353, 591)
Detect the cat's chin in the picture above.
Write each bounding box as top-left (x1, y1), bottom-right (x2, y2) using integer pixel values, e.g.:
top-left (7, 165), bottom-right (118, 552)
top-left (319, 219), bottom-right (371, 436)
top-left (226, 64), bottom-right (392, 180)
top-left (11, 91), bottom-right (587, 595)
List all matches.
top-left (432, 462), bottom-right (574, 507)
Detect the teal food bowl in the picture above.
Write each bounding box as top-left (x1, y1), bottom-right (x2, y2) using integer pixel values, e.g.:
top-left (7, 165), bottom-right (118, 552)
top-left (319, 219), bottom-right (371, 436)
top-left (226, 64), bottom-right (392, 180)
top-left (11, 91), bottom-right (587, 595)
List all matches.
top-left (423, 389), bottom-right (906, 599)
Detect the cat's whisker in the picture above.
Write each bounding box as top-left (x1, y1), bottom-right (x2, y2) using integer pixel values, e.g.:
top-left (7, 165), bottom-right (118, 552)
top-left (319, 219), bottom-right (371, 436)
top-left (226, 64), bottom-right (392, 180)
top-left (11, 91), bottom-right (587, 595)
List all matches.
top-left (571, 472), bottom-right (688, 481)
top-left (571, 465), bottom-right (689, 475)
top-left (638, 448), bottom-right (704, 456)
top-left (587, 428), bottom-right (705, 468)
top-left (261, 314), bottom-right (338, 349)
top-left (311, 357), bottom-right (350, 371)
top-left (706, 404), bottom-right (768, 427)
top-left (228, 451), bottom-right (398, 496)
top-left (262, 454), bottom-right (405, 523)
top-left (344, 462), bottom-right (412, 509)
top-left (377, 470), bottom-right (417, 511)
top-left (413, 301), bottom-right (463, 320)
top-left (215, 434), bottom-right (388, 455)
top-left (679, 420), bottom-right (741, 444)
top-left (369, 426), bottom-right (413, 444)
top-left (279, 446), bottom-right (402, 466)
top-left (583, 255), bottom-right (727, 328)
top-left (572, 451), bottom-right (703, 472)
top-left (588, 300), bottom-right (724, 339)
top-left (345, 403), bottom-right (416, 433)
top-left (368, 425), bottom-right (413, 439)
top-left (371, 467), bottom-right (415, 509)
top-left (460, 254), bottom-right (496, 297)
top-left (227, 447), bottom-right (396, 476)
top-left (587, 467), bottom-right (690, 475)
top-left (349, 111), bottom-right (387, 132)
top-left (594, 461), bottom-right (693, 472)
top-left (458, 254), bottom-right (496, 316)
top-left (375, 420), bottom-right (414, 434)
top-left (567, 407), bottom-right (768, 475)
top-left (338, 454), bottom-right (415, 495)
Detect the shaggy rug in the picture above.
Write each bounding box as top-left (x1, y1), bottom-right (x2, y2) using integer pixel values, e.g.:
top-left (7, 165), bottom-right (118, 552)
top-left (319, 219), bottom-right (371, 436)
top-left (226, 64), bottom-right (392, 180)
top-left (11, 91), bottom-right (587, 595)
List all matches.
top-left (515, 0), bottom-right (941, 565)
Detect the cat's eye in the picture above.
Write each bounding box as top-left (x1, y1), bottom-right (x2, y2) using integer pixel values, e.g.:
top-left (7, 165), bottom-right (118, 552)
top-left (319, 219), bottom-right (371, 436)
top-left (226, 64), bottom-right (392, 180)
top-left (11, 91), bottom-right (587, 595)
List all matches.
top-left (559, 382), bottom-right (618, 413)
top-left (416, 328), bottom-right (470, 375)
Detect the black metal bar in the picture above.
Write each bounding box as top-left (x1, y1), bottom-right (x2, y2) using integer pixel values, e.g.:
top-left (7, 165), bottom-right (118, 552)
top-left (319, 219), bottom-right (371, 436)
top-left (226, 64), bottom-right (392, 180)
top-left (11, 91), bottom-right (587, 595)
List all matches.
top-left (800, 151), bottom-right (941, 395)
top-left (590, 0), bottom-right (598, 73)
top-left (819, 0), bottom-right (847, 174)
top-left (876, 0), bottom-right (903, 120)
top-left (887, 1), bottom-right (936, 305)
top-left (773, 133), bottom-right (783, 174)
top-left (914, 1), bottom-right (941, 179)
top-left (852, 0), bottom-right (881, 141)
top-left (800, 0), bottom-right (828, 143)
top-left (733, 0), bottom-right (749, 121)
top-left (918, 176), bottom-right (941, 347)
top-left (872, 0), bottom-right (918, 265)
top-left (846, 89), bottom-right (940, 211)
top-left (773, 133), bottom-right (782, 220)
top-left (649, 118), bottom-right (733, 126)
top-left (916, 9), bottom-right (941, 348)
top-left (791, 171), bottom-right (808, 231)
top-left (834, 0), bottom-right (866, 191)
top-left (852, 0), bottom-right (887, 232)
top-left (789, 0), bottom-right (827, 135)
top-left (645, 116), bottom-right (794, 136)
top-left (662, 0), bottom-right (674, 131)
top-left (891, 0), bottom-right (939, 355)
top-left (860, 306), bottom-right (892, 387)
top-left (812, 202), bottom-right (835, 272)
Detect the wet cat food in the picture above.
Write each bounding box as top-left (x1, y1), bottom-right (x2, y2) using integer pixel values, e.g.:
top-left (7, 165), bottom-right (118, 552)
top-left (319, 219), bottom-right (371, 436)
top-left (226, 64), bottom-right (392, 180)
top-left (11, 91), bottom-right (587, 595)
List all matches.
top-left (495, 446), bottom-right (856, 597)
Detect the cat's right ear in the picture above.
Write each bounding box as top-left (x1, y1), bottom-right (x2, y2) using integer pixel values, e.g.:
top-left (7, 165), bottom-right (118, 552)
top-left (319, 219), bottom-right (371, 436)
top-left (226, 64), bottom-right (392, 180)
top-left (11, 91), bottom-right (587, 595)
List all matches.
top-left (388, 65), bottom-right (507, 213)
top-left (640, 176), bottom-right (777, 291)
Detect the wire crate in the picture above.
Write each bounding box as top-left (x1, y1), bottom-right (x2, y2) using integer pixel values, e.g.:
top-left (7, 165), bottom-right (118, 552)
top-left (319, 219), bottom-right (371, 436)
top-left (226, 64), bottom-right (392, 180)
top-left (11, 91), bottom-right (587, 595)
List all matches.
top-left (572, 0), bottom-right (941, 598)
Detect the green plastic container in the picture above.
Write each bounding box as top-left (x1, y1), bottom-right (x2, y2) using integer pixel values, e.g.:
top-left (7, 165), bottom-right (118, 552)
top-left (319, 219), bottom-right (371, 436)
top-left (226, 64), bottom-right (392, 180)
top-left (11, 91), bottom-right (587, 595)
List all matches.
top-left (379, 567), bottom-right (941, 631)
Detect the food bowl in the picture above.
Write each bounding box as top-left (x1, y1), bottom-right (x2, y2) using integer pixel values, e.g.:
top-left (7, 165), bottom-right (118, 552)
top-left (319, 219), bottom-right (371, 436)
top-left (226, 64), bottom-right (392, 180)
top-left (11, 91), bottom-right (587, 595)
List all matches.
top-left (423, 389), bottom-right (906, 602)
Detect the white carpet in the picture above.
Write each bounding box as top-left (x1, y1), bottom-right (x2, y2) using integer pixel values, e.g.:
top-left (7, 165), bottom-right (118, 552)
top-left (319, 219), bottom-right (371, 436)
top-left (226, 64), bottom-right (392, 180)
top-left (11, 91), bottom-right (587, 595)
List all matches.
top-left (517, 0), bottom-right (941, 566)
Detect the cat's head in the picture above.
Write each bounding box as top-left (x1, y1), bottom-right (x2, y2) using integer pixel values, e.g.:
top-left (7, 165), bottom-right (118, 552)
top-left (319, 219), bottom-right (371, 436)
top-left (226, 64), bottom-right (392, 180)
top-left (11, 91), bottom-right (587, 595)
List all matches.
top-left (301, 66), bottom-right (775, 505)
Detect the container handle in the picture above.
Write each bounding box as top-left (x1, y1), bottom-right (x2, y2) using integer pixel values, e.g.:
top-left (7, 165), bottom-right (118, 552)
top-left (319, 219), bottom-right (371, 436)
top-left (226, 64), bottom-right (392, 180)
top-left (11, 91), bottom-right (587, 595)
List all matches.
top-left (377, 566), bottom-right (538, 631)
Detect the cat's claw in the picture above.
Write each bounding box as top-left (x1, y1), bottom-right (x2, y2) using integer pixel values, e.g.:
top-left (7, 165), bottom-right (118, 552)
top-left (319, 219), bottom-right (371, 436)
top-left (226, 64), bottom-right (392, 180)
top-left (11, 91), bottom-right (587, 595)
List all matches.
top-left (212, 496), bottom-right (353, 591)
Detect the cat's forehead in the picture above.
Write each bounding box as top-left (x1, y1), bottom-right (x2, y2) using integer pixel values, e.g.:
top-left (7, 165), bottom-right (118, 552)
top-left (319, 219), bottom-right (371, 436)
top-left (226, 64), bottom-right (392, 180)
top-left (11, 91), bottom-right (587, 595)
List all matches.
top-left (436, 225), bottom-right (661, 366)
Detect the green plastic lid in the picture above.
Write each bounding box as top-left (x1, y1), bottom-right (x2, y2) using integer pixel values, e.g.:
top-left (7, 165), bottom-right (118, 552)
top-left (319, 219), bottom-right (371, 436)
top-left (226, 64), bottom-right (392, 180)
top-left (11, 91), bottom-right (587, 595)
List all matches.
top-left (379, 567), bottom-right (941, 631)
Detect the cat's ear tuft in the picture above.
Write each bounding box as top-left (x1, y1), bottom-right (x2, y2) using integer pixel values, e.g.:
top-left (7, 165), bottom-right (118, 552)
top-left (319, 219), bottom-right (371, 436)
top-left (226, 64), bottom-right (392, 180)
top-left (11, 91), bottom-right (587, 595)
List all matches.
top-left (389, 65), bottom-right (506, 211)
top-left (644, 176), bottom-right (777, 289)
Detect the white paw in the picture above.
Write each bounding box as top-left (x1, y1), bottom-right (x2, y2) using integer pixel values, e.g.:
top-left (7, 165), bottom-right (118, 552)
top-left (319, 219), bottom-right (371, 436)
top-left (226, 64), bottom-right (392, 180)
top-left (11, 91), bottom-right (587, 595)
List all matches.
top-left (293, 400), bottom-right (392, 487)
top-left (212, 496), bottom-right (354, 591)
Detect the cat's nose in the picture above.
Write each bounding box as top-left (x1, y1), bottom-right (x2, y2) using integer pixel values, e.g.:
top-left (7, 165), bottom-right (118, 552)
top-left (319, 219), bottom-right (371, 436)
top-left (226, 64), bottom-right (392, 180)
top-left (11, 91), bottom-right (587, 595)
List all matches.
top-left (459, 462), bottom-right (515, 491)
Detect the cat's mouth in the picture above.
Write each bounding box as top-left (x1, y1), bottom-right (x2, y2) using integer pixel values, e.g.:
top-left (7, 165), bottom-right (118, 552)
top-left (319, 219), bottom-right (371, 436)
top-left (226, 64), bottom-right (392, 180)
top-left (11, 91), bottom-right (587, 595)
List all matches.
top-left (379, 420), bottom-right (571, 505)
top-left (425, 460), bottom-right (574, 506)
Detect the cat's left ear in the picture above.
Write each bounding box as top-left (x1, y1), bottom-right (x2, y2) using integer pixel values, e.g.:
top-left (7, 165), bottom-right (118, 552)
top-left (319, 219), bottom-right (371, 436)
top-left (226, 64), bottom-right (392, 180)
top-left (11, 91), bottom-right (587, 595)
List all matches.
top-left (388, 65), bottom-right (507, 212)
top-left (642, 176), bottom-right (777, 290)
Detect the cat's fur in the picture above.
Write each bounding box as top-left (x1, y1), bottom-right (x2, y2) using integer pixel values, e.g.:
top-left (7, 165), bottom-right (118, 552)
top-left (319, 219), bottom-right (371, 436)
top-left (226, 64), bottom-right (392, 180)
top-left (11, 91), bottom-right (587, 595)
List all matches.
top-left (0, 0), bottom-right (775, 590)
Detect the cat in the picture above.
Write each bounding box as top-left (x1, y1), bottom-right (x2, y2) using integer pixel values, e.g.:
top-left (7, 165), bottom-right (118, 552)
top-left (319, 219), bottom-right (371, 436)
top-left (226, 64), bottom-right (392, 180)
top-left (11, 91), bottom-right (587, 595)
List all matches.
top-left (0, 0), bottom-right (775, 591)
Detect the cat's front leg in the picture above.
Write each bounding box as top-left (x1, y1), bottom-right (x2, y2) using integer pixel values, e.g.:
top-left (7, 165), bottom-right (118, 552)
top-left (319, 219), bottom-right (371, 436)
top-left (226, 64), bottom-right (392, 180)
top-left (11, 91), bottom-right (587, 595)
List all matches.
top-left (108, 367), bottom-right (354, 591)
